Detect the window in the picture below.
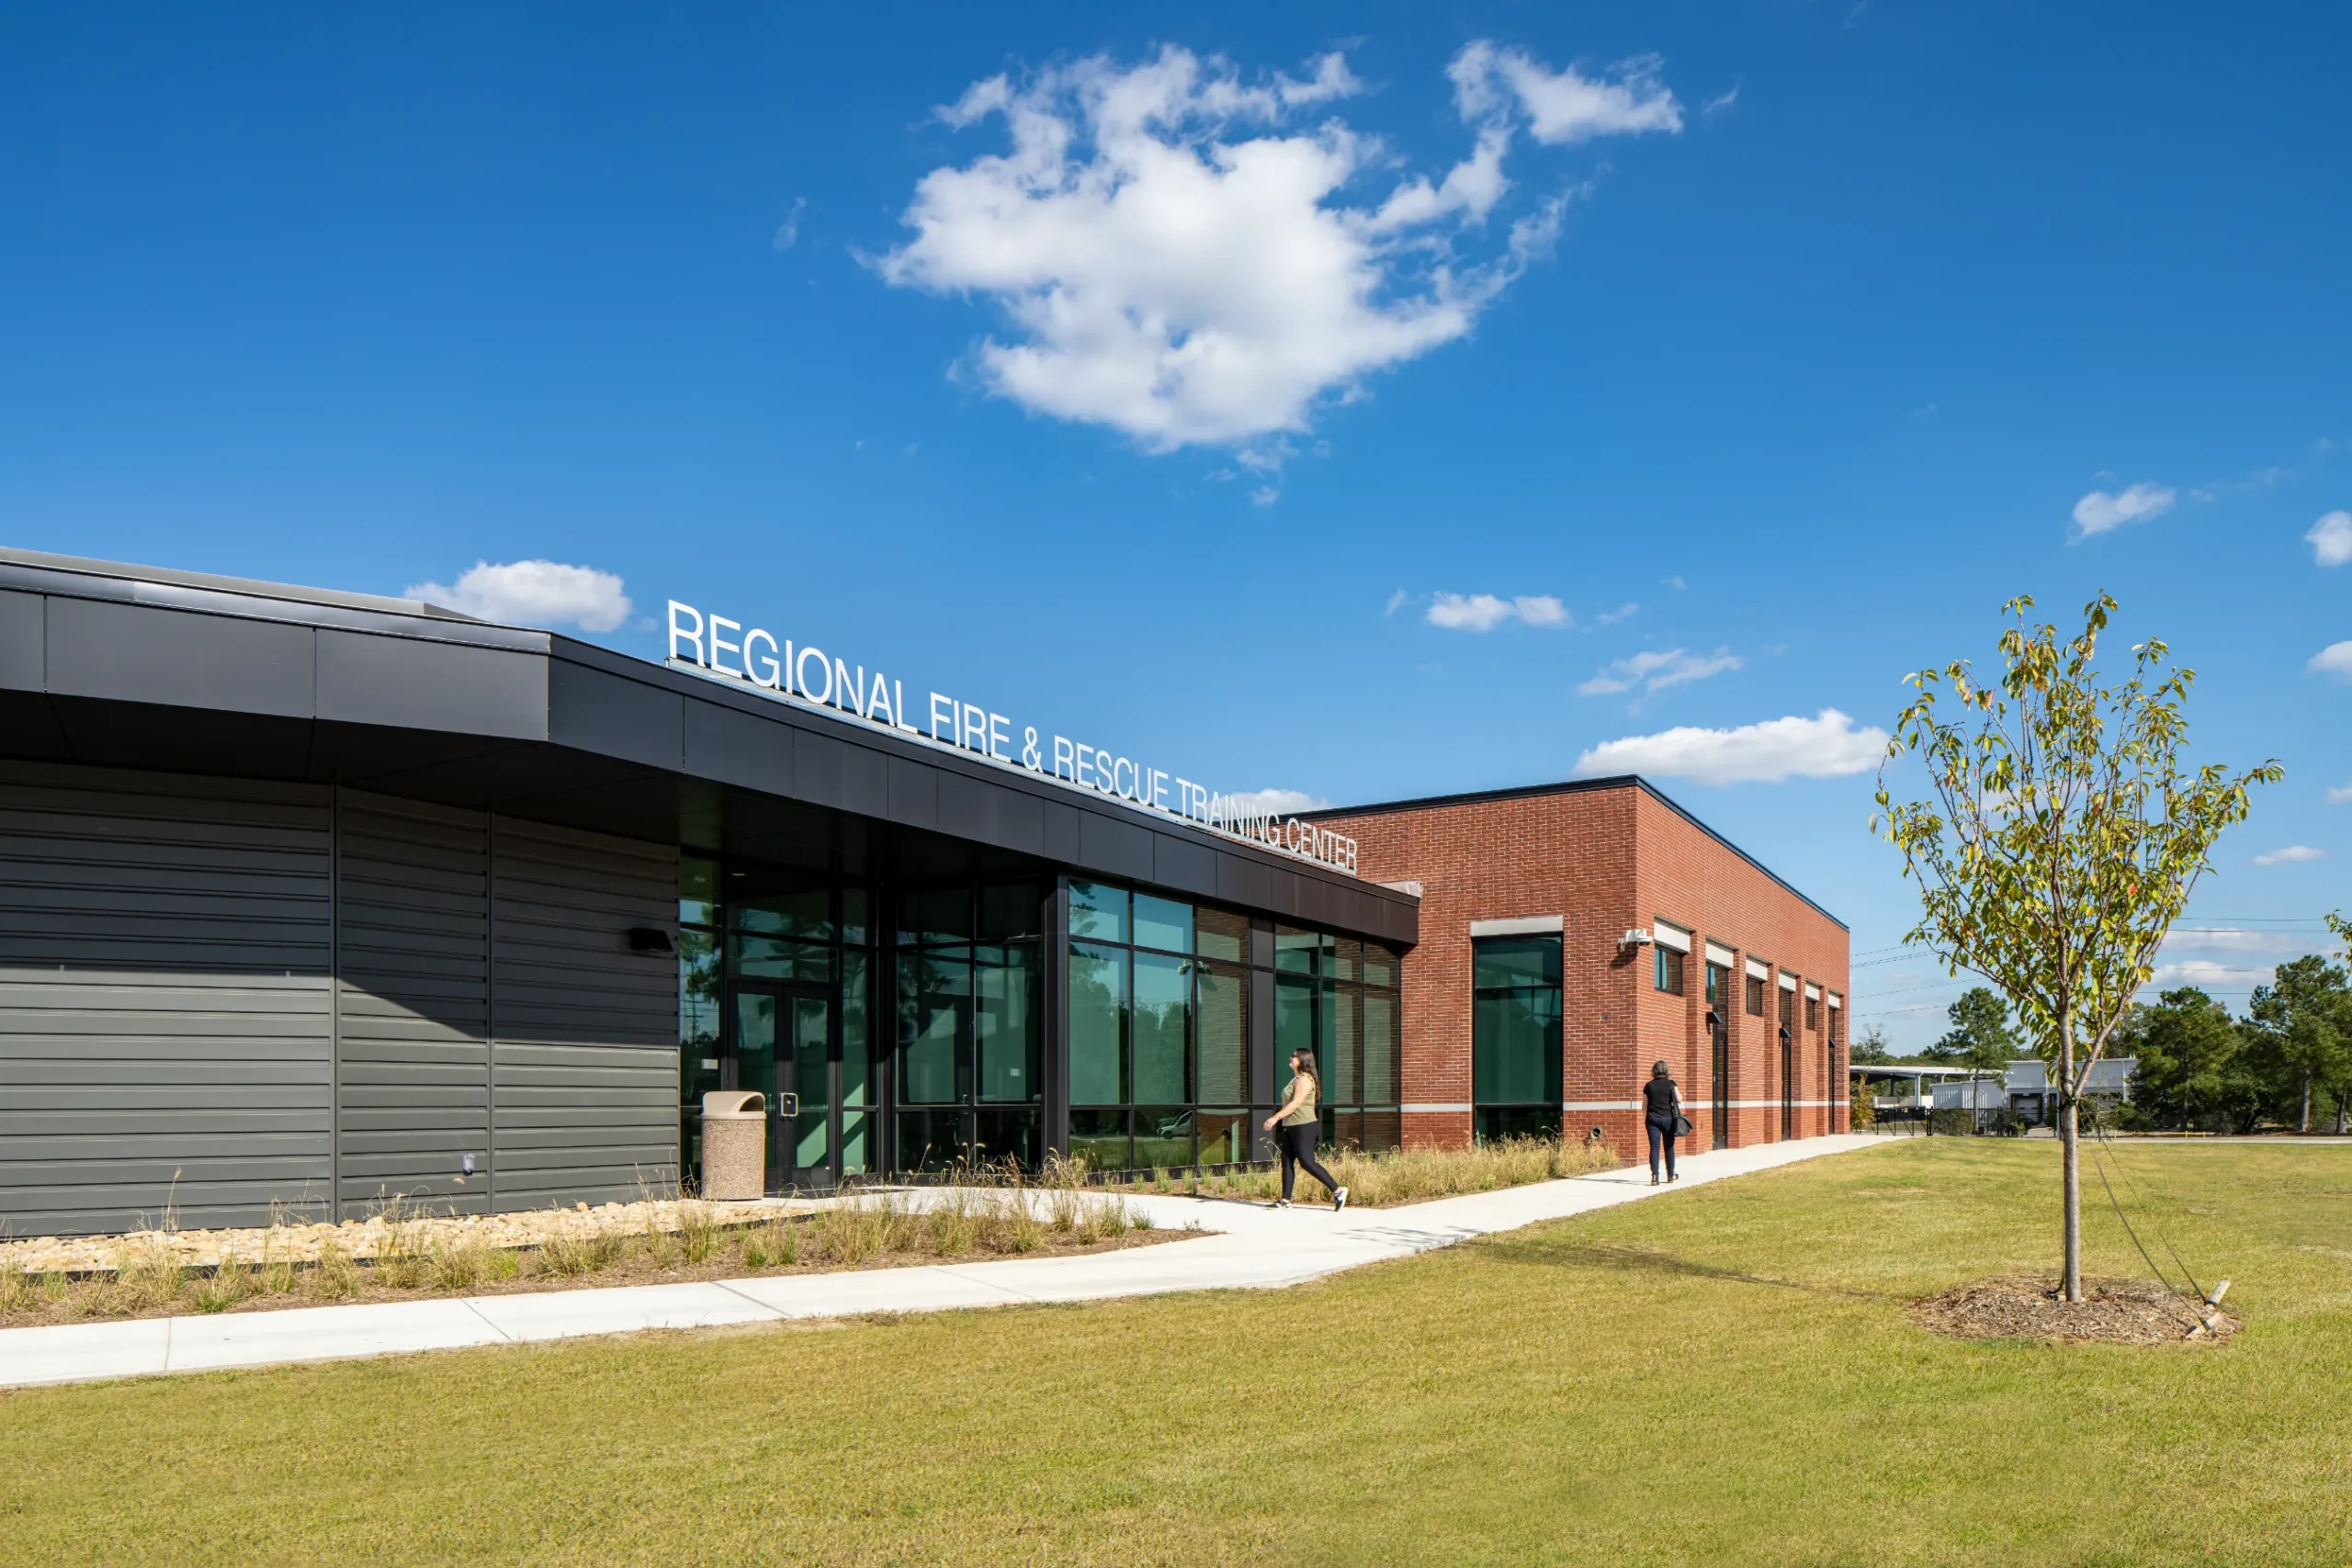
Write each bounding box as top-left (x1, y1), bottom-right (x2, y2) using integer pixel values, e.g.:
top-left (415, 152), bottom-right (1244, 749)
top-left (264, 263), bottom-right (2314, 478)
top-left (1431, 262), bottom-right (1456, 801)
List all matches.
top-left (1654, 945), bottom-right (1684, 995)
top-left (1745, 973), bottom-right (1766, 1016)
top-left (1779, 984), bottom-right (1795, 1028)
top-left (896, 882), bottom-right (1046, 1170)
top-left (1805, 995), bottom-right (1819, 1032)
top-left (1066, 884), bottom-right (1401, 1172)
top-left (1473, 933), bottom-right (1563, 1144)
top-left (1704, 962), bottom-right (1726, 1010)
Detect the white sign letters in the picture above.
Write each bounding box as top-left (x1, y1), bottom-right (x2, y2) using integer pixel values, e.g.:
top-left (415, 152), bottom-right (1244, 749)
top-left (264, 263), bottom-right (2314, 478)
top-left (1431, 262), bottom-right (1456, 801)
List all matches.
top-left (665, 601), bottom-right (1359, 877)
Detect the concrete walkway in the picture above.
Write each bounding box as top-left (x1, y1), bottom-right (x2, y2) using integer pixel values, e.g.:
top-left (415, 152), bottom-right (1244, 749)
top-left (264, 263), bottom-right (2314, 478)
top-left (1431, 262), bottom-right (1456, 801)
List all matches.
top-left (0, 1134), bottom-right (1885, 1391)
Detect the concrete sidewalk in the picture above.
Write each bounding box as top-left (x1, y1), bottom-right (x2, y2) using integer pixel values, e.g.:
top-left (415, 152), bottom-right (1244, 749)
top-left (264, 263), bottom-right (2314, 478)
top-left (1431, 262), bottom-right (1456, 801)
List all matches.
top-left (0, 1134), bottom-right (1885, 1390)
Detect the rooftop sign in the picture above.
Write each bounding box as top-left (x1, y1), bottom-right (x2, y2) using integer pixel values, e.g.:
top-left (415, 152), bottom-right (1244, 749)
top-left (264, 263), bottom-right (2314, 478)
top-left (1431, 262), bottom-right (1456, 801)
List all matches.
top-left (664, 601), bottom-right (1359, 877)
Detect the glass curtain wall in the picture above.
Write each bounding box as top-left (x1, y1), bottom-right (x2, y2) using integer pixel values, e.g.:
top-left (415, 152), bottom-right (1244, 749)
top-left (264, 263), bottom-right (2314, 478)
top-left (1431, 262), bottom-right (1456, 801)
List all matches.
top-left (895, 881), bottom-right (1046, 1171)
top-left (1473, 933), bottom-right (1564, 1142)
top-left (1069, 882), bottom-right (1401, 1174)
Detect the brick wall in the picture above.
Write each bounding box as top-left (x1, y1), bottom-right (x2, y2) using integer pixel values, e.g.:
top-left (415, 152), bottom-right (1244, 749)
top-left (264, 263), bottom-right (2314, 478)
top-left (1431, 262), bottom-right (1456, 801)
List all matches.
top-left (1314, 778), bottom-right (1849, 1162)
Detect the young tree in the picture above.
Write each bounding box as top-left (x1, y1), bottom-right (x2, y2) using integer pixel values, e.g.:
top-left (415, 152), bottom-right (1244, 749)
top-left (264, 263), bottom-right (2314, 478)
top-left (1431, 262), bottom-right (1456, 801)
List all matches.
top-left (1850, 1021), bottom-right (1895, 1066)
top-left (1924, 986), bottom-right (2024, 1073)
top-left (1875, 594), bottom-right (2280, 1301)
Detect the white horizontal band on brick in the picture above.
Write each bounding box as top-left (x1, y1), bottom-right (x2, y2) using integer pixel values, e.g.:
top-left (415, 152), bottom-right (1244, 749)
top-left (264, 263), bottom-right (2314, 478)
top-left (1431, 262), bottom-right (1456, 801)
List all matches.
top-left (1804, 983), bottom-right (1821, 1001)
top-left (1650, 920), bottom-right (1691, 953)
top-left (1747, 958), bottom-right (1770, 980)
top-left (1565, 1100), bottom-right (1644, 1111)
top-left (1779, 973), bottom-right (1799, 991)
top-left (1400, 1103), bottom-right (1473, 1113)
top-left (1704, 941), bottom-right (1736, 967)
top-left (1469, 915), bottom-right (1562, 937)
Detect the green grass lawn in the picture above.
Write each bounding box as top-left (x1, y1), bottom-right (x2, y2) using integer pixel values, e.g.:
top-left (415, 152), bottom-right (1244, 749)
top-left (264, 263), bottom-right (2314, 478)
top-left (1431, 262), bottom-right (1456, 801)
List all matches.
top-left (5, 1140), bottom-right (2348, 1567)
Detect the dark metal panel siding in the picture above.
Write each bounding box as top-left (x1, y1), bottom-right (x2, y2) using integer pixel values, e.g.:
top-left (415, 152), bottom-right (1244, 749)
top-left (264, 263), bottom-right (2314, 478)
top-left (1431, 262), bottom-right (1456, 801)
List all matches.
top-left (334, 791), bottom-right (492, 1217)
top-left (887, 755), bottom-right (936, 829)
top-left (936, 771), bottom-right (1046, 856)
top-left (490, 818), bottom-right (678, 1209)
top-left (44, 596), bottom-right (317, 718)
top-left (316, 629), bottom-right (548, 741)
top-left (0, 762), bottom-right (333, 1235)
top-left (1150, 832), bottom-right (1218, 899)
top-left (0, 590), bottom-right (42, 691)
top-left (547, 659), bottom-right (683, 773)
top-left (1077, 810), bottom-right (1154, 883)
top-left (683, 696), bottom-right (794, 795)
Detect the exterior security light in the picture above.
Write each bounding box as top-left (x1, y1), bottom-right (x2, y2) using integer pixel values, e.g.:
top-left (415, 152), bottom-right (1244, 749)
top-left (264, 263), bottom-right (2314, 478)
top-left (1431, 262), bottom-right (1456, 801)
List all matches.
top-left (627, 926), bottom-right (675, 955)
top-left (1622, 928), bottom-right (1655, 947)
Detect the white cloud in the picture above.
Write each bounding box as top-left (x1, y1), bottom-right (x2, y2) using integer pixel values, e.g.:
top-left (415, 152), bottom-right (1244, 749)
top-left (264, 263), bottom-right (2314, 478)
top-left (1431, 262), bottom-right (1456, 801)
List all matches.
top-left (2160, 927), bottom-right (2312, 955)
top-left (1702, 85), bottom-right (1739, 117)
top-left (1576, 646), bottom-right (1739, 697)
top-left (2310, 641), bottom-right (2352, 681)
top-left (1596, 601), bottom-right (1639, 626)
top-left (1660, 575), bottom-right (1687, 591)
top-left (2071, 481), bottom-right (2176, 537)
top-left (1570, 708), bottom-right (1888, 785)
top-left (1449, 42), bottom-right (1684, 143)
top-left (2308, 510), bottom-right (2352, 568)
top-left (1384, 589), bottom-right (1408, 616)
top-left (1219, 786), bottom-right (1329, 816)
top-left (1426, 592), bottom-right (1569, 632)
top-left (2147, 959), bottom-right (2272, 991)
top-left (774, 196), bottom-right (808, 251)
top-left (2252, 845), bottom-right (2328, 866)
top-left (2327, 783), bottom-right (2352, 805)
top-left (404, 560), bottom-right (633, 632)
top-left (876, 43), bottom-right (1678, 451)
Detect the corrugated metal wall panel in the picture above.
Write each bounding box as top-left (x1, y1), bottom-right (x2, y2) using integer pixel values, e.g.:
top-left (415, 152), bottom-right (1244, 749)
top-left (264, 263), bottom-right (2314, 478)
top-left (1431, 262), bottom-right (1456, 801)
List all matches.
top-left (334, 791), bottom-right (492, 1218)
top-left (491, 818), bottom-right (678, 1208)
top-left (0, 763), bottom-right (333, 1234)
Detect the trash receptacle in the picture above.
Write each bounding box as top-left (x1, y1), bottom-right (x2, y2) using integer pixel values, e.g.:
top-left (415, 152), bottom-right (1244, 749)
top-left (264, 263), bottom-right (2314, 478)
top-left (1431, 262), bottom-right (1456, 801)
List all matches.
top-left (701, 1090), bottom-right (765, 1201)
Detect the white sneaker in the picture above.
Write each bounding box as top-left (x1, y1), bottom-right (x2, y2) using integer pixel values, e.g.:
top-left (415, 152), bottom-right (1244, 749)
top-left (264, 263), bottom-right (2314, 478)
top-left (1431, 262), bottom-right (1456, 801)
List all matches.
top-left (1272, 1199), bottom-right (1292, 1209)
top-left (1333, 1187), bottom-right (1350, 1212)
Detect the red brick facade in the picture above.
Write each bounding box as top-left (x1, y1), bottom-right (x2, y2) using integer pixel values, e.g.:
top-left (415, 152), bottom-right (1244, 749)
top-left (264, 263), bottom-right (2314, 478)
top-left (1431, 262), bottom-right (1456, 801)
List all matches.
top-left (1313, 777), bottom-right (1849, 1163)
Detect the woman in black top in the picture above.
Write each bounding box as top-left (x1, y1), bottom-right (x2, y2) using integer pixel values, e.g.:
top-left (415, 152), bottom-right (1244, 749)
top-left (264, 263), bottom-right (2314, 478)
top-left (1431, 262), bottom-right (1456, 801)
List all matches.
top-left (1643, 1059), bottom-right (1681, 1185)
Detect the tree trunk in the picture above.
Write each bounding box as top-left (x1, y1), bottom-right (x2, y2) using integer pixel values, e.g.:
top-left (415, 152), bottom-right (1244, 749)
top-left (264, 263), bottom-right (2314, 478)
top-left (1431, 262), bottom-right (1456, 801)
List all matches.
top-left (2060, 1013), bottom-right (2081, 1303)
top-left (2301, 1071), bottom-right (2312, 1135)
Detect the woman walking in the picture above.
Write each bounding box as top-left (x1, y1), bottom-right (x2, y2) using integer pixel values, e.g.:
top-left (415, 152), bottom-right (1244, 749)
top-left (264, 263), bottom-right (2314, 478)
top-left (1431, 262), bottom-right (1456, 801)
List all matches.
top-left (1645, 1058), bottom-right (1683, 1185)
top-left (1263, 1049), bottom-right (1349, 1211)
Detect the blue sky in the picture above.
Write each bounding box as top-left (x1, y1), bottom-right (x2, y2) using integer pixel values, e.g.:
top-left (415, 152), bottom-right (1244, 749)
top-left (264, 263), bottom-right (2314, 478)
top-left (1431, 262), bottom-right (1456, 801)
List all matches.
top-left (3, 2), bottom-right (2346, 1046)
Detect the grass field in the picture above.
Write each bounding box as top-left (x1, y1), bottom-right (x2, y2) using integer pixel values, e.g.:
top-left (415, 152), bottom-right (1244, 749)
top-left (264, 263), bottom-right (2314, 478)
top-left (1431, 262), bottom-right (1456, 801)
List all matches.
top-left (4, 1139), bottom-right (2346, 1566)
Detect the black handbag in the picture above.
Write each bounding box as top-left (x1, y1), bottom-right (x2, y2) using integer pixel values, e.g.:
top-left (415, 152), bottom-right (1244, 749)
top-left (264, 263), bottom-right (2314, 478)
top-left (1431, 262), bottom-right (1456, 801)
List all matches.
top-left (1671, 1111), bottom-right (1694, 1138)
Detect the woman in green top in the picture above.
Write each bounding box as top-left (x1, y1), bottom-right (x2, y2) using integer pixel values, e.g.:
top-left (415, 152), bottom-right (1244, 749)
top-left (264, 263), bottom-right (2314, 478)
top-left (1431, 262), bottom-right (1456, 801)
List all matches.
top-left (1262, 1050), bottom-right (1349, 1211)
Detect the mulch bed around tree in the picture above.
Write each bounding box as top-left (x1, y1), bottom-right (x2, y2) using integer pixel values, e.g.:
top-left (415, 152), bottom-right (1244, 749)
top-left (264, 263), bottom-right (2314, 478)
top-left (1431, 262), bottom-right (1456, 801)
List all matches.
top-left (1910, 1274), bottom-right (2237, 1346)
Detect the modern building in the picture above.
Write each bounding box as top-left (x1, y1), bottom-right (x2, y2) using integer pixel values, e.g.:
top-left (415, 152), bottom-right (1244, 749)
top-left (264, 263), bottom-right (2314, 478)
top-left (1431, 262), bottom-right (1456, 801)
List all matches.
top-left (0, 549), bottom-right (1847, 1236)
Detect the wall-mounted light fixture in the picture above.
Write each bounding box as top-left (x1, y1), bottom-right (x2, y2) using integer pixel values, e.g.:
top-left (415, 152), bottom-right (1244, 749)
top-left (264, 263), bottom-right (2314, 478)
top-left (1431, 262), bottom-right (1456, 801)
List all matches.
top-left (627, 927), bottom-right (676, 955)
top-left (1621, 928), bottom-right (1655, 948)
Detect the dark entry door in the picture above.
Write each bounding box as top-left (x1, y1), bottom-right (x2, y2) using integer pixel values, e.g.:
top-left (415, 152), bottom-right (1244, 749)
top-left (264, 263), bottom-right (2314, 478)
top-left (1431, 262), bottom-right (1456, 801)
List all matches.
top-left (727, 982), bottom-right (838, 1191)
top-left (1711, 1020), bottom-right (1731, 1150)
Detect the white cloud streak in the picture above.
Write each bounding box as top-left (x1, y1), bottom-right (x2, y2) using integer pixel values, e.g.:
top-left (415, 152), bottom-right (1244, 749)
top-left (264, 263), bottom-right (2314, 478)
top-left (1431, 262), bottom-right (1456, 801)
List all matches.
top-left (2326, 783), bottom-right (2352, 806)
top-left (1571, 708), bottom-right (1887, 785)
top-left (404, 560), bottom-right (632, 632)
top-left (2147, 959), bottom-right (2273, 991)
top-left (2309, 510), bottom-right (2352, 568)
top-left (1596, 601), bottom-right (1639, 626)
top-left (2310, 641), bottom-right (2352, 681)
top-left (876, 43), bottom-right (1679, 451)
top-left (2071, 481), bottom-right (2176, 536)
top-left (1218, 786), bottom-right (1329, 816)
top-left (774, 196), bottom-right (808, 252)
top-left (1576, 646), bottom-right (1738, 697)
top-left (1426, 592), bottom-right (1569, 632)
top-left (2252, 845), bottom-right (2328, 866)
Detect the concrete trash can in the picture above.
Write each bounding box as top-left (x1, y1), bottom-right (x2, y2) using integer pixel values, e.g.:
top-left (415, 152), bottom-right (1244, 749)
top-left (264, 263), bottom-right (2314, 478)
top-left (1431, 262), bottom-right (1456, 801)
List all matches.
top-left (701, 1090), bottom-right (766, 1201)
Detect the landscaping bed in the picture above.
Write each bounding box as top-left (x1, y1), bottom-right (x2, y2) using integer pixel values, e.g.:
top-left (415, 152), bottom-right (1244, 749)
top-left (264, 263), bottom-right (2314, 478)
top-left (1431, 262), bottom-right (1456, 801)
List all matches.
top-left (1910, 1273), bottom-right (2236, 1345)
top-left (0, 1187), bottom-right (1179, 1329)
top-left (1098, 1134), bottom-right (1619, 1207)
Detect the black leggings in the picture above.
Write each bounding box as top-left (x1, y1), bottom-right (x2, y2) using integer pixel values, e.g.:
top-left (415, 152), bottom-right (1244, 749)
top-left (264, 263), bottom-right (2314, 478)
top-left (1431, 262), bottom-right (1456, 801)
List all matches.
top-left (1646, 1114), bottom-right (1679, 1179)
top-left (1279, 1122), bottom-right (1340, 1201)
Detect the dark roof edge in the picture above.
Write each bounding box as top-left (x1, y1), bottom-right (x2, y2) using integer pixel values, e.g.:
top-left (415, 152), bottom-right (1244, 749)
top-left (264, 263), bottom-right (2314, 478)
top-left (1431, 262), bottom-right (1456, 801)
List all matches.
top-left (1305, 774), bottom-right (1849, 932)
top-left (0, 546), bottom-right (481, 623)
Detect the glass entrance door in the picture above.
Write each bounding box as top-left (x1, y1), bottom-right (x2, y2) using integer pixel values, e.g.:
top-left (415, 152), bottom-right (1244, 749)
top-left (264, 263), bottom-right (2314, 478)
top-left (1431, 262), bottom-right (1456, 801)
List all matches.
top-left (728, 983), bottom-right (838, 1191)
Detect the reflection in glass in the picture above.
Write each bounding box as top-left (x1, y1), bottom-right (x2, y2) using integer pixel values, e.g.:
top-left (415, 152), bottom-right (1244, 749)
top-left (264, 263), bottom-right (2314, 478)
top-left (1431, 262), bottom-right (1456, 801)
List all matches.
top-left (1329, 983), bottom-right (1361, 1104)
top-left (1195, 1110), bottom-right (1250, 1166)
top-left (1069, 1108), bottom-right (1127, 1174)
top-left (732, 866), bottom-right (832, 941)
top-left (973, 1109), bottom-right (1041, 1170)
top-left (1194, 961), bottom-right (1248, 1104)
top-left (978, 882), bottom-right (1044, 942)
top-left (1132, 952), bottom-right (1190, 1103)
top-left (900, 887), bottom-right (971, 946)
top-left (1473, 932), bottom-right (1563, 1108)
top-left (1273, 926), bottom-right (1323, 974)
top-left (1274, 975), bottom-right (1317, 1072)
top-left (1195, 907), bottom-right (1248, 964)
top-left (976, 944), bottom-right (1041, 1102)
top-left (1133, 1107), bottom-right (1193, 1169)
top-left (732, 990), bottom-right (779, 1182)
top-left (1068, 942), bottom-right (1126, 1104)
top-left (791, 994), bottom-right (830, 1175)
top-left (1363, 944), bottom-right (1396, 988)
top-left (1132, 893), bottom-right (1193, 954)
top-left (839, 1111), bottom-right (871, 1176)
top-left (1362, 990), bottom-right (1398, 1104)
top-left (1476, 1105), bottom-right (1562, 1143)
top-left (842, 886), bottom-right (870, 947)
top-left (897, 1109), bottom-right (968, 1172)
top-left (731, 934), bottom-right (836, 983)
top-left (899, 951), bottom-right (968, 1104)
top-left (1068, 881), bottom-right (1129, 943)
top-left (1329, 937), bottom-right (1361, 982)
top-left (842, 952), bottom-right (870, 1108)
top-left (680, 855), bottom-right (719, 928)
